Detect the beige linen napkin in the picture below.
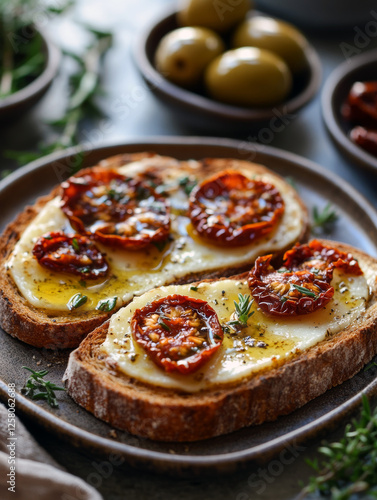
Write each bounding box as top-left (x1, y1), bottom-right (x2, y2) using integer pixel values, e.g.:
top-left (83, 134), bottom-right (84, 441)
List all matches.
top-left (0, 402), bottom-right (103, 500)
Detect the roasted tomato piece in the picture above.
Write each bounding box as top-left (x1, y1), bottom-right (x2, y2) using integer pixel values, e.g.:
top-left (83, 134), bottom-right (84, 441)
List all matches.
top-left (61, 166), bottom-right (170, 250)
top-left (188, 170), bottom-right (284, 247)
top-left (131, 294), bottom-right (223, 374)
top-left (33, 231), bottom-right (108, 279)
top-left (350, 126), bottom-right (377, 156)
top-left (283, 240), bottom-right (363, 279)
top-left (342, 81), bottom-right (377, 128)
top-left (248, 240), bottom-right (363, 317)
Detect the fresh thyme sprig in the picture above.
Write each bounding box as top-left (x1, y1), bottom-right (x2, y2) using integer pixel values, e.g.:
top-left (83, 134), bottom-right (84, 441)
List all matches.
top-left (228, 293), bottom-right (254, 328)
top-left (21, 366), bottom-right (66, 408)
top-left (300, 395), bottom-right (377, 499)
top-left (311, 203), bottom-right (338, 234)
top-left (292, 284), bottom-right (318, 299)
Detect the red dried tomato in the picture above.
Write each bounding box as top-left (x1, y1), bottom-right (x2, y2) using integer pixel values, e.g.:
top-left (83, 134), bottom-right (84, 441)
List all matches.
top-left (188, 170), bottom-right (284, 247)
top-left (61, 167), bottom-right (170, 250)
top-left (33, 231), bottom-right (108, 279)
top-left (131, 294), bottom-right (223, 374)
top-left (350, 126), bottom-right (377, 156)
top-left (248, 240), bottom-right (363, 317)
top-left (342, 81), bottom-right (377, 127)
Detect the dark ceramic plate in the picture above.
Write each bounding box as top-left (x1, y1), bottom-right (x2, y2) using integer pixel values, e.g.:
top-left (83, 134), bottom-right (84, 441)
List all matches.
top-left (1, 137), bottom-right (377, 475)
top-left (0, 27), bottom-right (60, 122)
top-left (134, 9), bottom-right (322, 135)
top-left (322, 48), bottom-right (377, 173)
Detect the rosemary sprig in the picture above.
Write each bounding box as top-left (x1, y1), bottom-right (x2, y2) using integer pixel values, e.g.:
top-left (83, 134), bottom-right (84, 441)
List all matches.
top-left (21, 366), bottom-right (65, 408)
top-left (292, 284), bottom-right (318, 299)
top-left (158, 315), bottom-right (171, 332)
top-left (312, 203), bottom-right (338, 234)
top-left (301, 395), bottom-right (377, 499)
top-left (229, 293), bottom-right (254, 328)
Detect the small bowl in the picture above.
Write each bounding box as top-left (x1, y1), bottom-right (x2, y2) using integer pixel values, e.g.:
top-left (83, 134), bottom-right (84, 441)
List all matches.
top-left (322, 48), bottom-right (377, 174)
top-left (0, 26), bottom-right (60, 122)
top-left (134, 9), bottom-right (322, 135)
top-left (255, 0), bottom-right (377, 29)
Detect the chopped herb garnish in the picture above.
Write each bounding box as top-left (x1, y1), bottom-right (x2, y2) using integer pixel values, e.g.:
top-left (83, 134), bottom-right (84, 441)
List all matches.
top-left (96, 296), bottom-right (117, 312)
top-left (179, 176), bottom-right (197, 195)
top-left (292, 284), bottom-right (317, 298)
top-left (277, 267), bottom-right (289, 273)
top-left (78, 280), bottom-right (87, 288)
top-left (312, 203), bottom-right (338, 233)
top-left (68, 292), bottom-right (88, 310)
top-left (43, 235), bottom-right (53, 240)
top-left (190, 286), bottom-right (198, 292)
top-left (231, 294), bottom-right (254, 327)
top-left (72, 238), bottom-right (80, 252)
top-left (281, 296), bottom-right (288, 303)
top-left (21, 366), bottom-right (66, 409)
top-left (158, 316), bottom-right (171, 331)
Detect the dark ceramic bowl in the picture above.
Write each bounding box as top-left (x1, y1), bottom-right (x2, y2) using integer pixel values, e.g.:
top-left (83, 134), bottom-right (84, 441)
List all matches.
top-left (0, 26), bottom-right (60, 122)
top-left (322, 48), bottom-right (377, 174)
top-left (134, 9), bottom-right (322, 135)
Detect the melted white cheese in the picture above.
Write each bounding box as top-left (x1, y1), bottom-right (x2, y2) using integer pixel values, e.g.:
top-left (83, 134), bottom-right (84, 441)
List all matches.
top-left (7, 162), bottom-right (305, 312)
top-left (102, 271), bottom-right (369, 392)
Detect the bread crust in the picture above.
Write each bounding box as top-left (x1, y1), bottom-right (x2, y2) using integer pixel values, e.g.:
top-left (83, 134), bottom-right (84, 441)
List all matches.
top-left (0, 153), bottom-right (308, 349)
top-left (64, 241), bottom-right (377, 442)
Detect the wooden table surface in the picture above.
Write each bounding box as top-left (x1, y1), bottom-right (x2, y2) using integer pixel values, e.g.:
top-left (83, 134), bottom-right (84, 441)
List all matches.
top-left (1, 1), bottom-right (377, 498)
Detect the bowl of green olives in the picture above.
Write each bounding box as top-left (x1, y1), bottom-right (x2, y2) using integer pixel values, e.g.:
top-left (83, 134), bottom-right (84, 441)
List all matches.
top-left (135, 3), bottom-right (321, 134)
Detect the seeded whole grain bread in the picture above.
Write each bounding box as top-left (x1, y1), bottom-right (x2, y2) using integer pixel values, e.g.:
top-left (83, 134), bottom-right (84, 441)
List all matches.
top-left (0, 152), bottom-right (308, 349)
top-left (64, 241), bottom-right (377, 442)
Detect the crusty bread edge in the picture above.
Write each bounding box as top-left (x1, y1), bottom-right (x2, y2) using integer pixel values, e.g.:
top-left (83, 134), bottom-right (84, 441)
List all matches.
top-left (64, 241), bottom-right (377, 442)
top-left (0, 153), bottom-right (308, 349)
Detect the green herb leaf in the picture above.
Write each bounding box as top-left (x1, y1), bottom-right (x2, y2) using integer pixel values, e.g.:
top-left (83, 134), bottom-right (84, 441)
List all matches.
top-left (96, 296), bottom-right (117, 312)
top-left (302, 395), bottom-right (377, 499)
top-left (72, 237), bottom-right (80, 252)
top-left (232, 294), bottom-right (254, 327)
top-left (312, 203), bottom-right (338, 233)
top-left (178, 176), bottom-right (197, 195)
top-left (158, 316), bottom-right (171, 331)
top-left (21, 366), bottom-right (65, 409)
top-left (292, 284), bottom-right (318, 298)
top-left (68, 292), bottom-right (88, 310)
top-left (152, 240), bottom-right (168, 252)
top-left (190, 286), bottom-right (198, 292)
top-left (277, 267), bottom-right (289, 273)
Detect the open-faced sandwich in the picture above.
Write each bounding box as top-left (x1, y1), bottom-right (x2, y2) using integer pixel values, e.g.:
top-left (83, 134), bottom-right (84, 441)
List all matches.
top-left (0, 152), bottom-right (308, 348)
top-left (64, 239), bottom-right (377, 441)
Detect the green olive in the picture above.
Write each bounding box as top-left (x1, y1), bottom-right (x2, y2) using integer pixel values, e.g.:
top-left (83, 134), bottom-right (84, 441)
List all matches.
top-left (155, 27), bottom-right (225, 88)
top-left (204, 47), bottom-right (292, 107)
top-left (232, 16), bottom-right (309, 75)
top-left (178, 0), bottom-right (251, 33)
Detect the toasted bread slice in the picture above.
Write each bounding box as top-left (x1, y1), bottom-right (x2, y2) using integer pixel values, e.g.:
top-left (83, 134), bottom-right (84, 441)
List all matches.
top-left (64, 241), bottom-right (377, 442)
top-left (0, 152), bottom-right (308, 349)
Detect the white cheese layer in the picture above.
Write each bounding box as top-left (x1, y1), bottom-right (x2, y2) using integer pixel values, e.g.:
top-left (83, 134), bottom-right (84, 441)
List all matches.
top-left (7, 164), bottom-right (304, 312)
top-left (102, 271), bottom-right (368, 393)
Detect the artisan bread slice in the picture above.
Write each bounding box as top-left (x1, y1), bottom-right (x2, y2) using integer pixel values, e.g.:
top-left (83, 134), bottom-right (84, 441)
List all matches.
top-left (0, 152), bottom-right (308, 349)
top-left (64, 241), bottom-right (377, 442)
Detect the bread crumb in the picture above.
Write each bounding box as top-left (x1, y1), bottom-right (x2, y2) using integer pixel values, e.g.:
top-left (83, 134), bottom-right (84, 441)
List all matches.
top-left (109, 429), bottom-right (117, 439)
top-left (169, 449), bottom-right (176, 454)
top-left (36, 360), bottom-right (41, 366)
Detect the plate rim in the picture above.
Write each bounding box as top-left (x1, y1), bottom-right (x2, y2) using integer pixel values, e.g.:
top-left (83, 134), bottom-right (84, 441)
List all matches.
top-left (321, 47), bottom-right (377, 173)
top-left (1, 136), bottom-right (377, 472)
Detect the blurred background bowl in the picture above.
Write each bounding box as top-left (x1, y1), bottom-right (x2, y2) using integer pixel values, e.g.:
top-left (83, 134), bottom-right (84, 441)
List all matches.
top-left (0, 27), bottom-right (60, 123)
top-left (255, 0), bottom-right (377, 29)
top-left (134, 9), bottom-right (321, 135)
top-left (322, 48), bottom-right (377, 174)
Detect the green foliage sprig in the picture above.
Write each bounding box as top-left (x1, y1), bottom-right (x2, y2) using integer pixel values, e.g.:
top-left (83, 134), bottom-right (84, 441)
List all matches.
top-left (301, 395), bottom-right (377, 499)
top-left (21, 366), bottom-right (66, 408)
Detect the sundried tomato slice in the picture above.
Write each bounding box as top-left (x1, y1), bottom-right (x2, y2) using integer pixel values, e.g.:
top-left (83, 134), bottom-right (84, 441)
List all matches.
top-left (342, 81), bottom-right (377, 128)
top-left (131, 294), bottom-right (223, 374)
top-left (188, 170), bottom-right (284, 247)
top-left (248, 240), bottom-right (363, 317)
top-left (33, 231), bottom-right (109, 279)
top-left (61, 166), bottom-right (170, 250)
